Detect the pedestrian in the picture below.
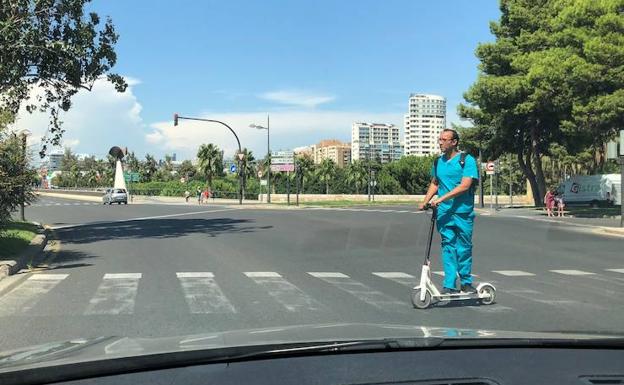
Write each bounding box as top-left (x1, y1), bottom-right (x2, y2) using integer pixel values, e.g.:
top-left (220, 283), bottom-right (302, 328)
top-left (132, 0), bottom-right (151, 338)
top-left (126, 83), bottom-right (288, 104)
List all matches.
top-left (420, 129), bottom-right (479, 294)
top-left (544, 189), bottom-right (555, 217)
top-left (555, 192), bottom-right (565, 217)
top-left (203, 187), bottom-right (210, 203)
top-left (196, 187), bottom-right (202, 204)
top-left (184, 190), bottom-right (190, 203)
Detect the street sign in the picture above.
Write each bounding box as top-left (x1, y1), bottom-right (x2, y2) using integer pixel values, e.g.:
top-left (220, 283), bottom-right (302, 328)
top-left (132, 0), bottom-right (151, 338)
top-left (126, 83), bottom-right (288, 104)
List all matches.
top-left (260, 179), bottom-right (268, 186)
top-left (123, 172), bottom-right (140, 182)
top-left (271, 164), bottom-right (294, 172)
top-left (257, 170), bottom-right (263, 178)
top-left (271, 151), bottom-right (294, 165)
top-left (486, 161), bottom-right (495, 171)
top-left (230, 164), bottom-right (237, 173)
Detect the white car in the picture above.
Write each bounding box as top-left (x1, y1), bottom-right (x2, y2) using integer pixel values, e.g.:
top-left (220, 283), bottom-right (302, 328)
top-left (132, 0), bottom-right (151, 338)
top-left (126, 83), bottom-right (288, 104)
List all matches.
top-left (102, 188), bottom-right (128, 205)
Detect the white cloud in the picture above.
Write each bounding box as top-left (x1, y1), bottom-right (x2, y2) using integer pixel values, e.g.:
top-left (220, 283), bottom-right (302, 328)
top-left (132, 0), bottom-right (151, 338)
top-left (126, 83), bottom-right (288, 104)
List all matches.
top-left (10, 76), bottom-right (147, 159)
top-left (259, 90), bottom-right (336, 108)
top-left (146, 110), bottom-right (404, 160)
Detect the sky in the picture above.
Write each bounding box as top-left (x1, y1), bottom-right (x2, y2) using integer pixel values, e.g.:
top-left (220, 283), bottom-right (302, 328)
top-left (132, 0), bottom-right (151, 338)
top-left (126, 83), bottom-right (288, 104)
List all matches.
top-left (13, 0), bottom-right (501, 161)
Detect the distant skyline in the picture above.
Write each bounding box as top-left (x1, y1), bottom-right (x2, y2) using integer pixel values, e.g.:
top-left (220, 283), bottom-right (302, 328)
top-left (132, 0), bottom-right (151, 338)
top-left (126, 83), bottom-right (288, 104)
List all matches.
top-left (12, 0), bottom-right (501, 161)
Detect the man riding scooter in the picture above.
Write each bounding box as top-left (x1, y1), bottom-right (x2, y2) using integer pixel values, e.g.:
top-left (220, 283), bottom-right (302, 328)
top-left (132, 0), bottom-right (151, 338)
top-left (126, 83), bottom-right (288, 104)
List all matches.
top-left (419, 129), bottom-right (479, 294)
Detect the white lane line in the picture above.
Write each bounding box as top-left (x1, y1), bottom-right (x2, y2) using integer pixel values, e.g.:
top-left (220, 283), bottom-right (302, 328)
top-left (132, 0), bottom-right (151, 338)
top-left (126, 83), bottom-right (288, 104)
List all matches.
top-left (84, 274), bottom-right (142, 315)
top-left (176, 272), bottom-right (235, 314)
top-left (245, 273), bottom-right (323, 312)
top-left (606, 268), bottom-right (624, 274)
top-left (244, 272), bottom-right (282, 278)
top-left (373, 272), bottom-right (415, 286)
top-left (55, 203), bottom-right (61, 206)
top-left (550, 269), bottom-right (595, 276)
top-left (309, 273), bottom-right (406, 312)
top-left (50, 208), bottom-right (239, 229)
top-left (0, 274), bottom-right (69, 316)
top-left (492, 270), bottom-right (536, 277)
top-left (308, 272), bottom-right (349, 278)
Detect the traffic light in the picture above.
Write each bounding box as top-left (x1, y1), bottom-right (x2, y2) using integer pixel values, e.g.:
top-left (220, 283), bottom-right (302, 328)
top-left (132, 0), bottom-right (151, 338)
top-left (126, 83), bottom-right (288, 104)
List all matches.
top-left (173, 113), bottom-right (179, 126)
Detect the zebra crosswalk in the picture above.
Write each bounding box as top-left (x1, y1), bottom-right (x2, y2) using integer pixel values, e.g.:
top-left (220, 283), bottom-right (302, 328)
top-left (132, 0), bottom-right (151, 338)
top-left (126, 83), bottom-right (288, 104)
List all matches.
top-left (1, 268), bottom-right (623, 317)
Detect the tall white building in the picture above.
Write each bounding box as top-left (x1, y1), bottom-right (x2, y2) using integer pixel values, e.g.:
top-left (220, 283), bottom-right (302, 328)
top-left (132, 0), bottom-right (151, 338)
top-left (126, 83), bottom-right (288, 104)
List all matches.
top-left (404, 94), bottom-right (446, 156)
top-left (351, 122), bottom-right (402, 163)
top-left (47, 150), bottom-right (64, 172)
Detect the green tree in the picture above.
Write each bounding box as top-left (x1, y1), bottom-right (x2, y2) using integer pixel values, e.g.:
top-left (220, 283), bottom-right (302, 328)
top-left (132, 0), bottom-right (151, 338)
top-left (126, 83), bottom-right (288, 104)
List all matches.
top-left (459, 0), bottom-right (624, 206)
top-left (316, 158), bottom-right (336, 194)
top-left (197, 144), bottom-right (223, 188)
top-left (295, 154), bottom-right (315, 193)
top-left (60, 147), bottom-right (78, 171)
top-left (0, 0), bottom-right (127, 156)
top-left (345, 160), bottom-right (367, 194)
top-left (239, 148), bottom-right (255, 197)
top-left (0, 111), bottom-right (36, 225)
top-left (141, 154), bottom-right (157, 182)
top-left (177, 160), bottom-right (197, 180)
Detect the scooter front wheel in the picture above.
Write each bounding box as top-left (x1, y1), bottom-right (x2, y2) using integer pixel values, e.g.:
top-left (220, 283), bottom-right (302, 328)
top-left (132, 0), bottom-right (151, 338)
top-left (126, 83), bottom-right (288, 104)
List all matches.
top-left (478, 284), bottom-right (496, 305)
top-left (411, 288), bottom-right (432, 309)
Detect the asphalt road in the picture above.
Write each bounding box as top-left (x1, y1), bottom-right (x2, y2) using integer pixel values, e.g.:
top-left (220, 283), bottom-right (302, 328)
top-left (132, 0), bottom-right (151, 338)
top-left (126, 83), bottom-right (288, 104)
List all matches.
top-left (1, 195), bottom-right (623, 351)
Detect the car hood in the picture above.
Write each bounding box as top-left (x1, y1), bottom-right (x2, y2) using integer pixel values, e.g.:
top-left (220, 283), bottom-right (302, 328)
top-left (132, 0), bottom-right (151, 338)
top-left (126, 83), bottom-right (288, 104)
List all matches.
top-left (1, 323), bottom-right (623, 372)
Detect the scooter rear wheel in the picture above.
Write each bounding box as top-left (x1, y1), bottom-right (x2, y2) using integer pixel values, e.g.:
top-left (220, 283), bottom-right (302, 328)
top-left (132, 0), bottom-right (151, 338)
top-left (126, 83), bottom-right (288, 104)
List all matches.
top-left (478, 284), bottom-right (496, 305)
top-left (411, 288), bottom-right (432, 309)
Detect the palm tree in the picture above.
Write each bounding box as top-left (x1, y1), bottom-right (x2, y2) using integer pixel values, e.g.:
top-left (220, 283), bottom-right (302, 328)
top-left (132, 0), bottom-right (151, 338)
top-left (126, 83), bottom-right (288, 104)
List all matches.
top-left (197, 144), bottom-right (223, 188)
top-left (345, 160), bottom-right (367, 194)
top-left (295, 154), bottom-right (314, 193)
top-left (316, 158), bottom-right (336, 194)
top-left (239, 148), bottom-right (255, 198)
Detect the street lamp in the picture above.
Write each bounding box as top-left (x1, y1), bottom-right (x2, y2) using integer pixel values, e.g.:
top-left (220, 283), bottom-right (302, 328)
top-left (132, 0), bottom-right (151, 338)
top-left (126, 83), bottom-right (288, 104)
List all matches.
top-left (174, 113), bottom-right (244, 205)
top-left (249, 115), bottom-right (270, 203)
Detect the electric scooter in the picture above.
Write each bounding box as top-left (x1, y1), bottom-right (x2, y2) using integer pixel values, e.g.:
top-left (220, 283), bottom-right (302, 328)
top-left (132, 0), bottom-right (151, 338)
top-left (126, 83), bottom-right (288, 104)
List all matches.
top-left (411, 204), bottom-right (496, 309)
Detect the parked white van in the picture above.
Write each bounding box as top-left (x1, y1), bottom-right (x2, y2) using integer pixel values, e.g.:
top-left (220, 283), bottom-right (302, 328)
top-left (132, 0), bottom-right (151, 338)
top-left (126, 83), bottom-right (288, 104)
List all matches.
top-left (557, 174), bottom-right (621, 207)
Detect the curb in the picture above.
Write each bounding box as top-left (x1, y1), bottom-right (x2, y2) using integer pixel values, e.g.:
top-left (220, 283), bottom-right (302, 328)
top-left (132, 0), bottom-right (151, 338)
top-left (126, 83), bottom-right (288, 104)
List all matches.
top-left (0, 222), bottom-right (48, 282)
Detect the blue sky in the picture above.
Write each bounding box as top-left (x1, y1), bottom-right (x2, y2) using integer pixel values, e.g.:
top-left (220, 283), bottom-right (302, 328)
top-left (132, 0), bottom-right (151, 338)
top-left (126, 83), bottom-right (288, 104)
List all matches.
top-left (17, 0), bottom-right (501, 160)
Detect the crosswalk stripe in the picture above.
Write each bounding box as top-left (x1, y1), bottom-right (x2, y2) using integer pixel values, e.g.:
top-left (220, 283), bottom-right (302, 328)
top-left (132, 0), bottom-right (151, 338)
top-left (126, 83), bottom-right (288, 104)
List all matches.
top-left (492, 270), bottom-right (535, 277)
top-left (309, 272), bottom-right (406, 312)
top-left (85, 273), bottom-right (142, 315)
top-left (373, 272), bottom-right (415, 286)
top-left (308, 272), bottom-right (349, 278)
top-left (244, 272), bottom-right (282, 278)
top-left (550, 269), bottom-right (595, 276)
top-left (245, 272), bottom-right (323, 312)
top-left (176, 272), bottom-right (235, 314)
top-left (0, 274), bottom-right (68, 316)
top-left (606, 269), bottom-right (624, 274)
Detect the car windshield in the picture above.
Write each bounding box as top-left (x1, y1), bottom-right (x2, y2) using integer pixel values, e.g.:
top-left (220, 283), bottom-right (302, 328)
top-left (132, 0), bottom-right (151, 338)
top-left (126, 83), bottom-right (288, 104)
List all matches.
top-left (1, 0), bottom-right (623, 370)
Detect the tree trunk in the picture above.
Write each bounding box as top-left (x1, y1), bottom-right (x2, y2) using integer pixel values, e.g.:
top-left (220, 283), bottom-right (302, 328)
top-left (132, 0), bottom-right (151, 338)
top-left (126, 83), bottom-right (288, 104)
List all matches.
top-left (517, 147), bottom-right (542, 207)
top-left (530, 127), bottom-right (547, 202)
top-left (326, 180), bottom-right (329, 195)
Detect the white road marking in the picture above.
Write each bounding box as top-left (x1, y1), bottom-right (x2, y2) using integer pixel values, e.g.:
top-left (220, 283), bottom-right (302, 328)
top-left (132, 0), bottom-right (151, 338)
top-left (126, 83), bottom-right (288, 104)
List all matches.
top-left (176, 272), bottom-right (235, 314)
top-left (245, 272), bottom-right (323, 312)
top-left (492, 270), bottom-right (536, 277)
top-left (244, 272), bottom-right (282, 278)
top-left (373, 272), bottom-right (415, 286)
top-left (177, 272), bottom-right (214, 278)
top-left (308, 272), bottom-right (349, 278)
top-left (606, 268), bottom-right (624, 274)
top-left (550, 269), bottom-right (595, 276)
top-left (85, 273), bottom-right (142, 315)
top-left (103, 273), bottom-right (142, 279)
top-left (309, 273), bottom-right (406, 312)
top-left (49, 208), bottom-right (239, 229)
top-left (0, 274), bottom-right (69, 316)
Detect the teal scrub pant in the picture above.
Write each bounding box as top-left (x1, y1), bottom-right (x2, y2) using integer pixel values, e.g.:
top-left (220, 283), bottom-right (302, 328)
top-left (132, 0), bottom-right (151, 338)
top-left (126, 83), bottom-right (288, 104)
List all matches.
top-left (436, 211), bottom-right (475, 290)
